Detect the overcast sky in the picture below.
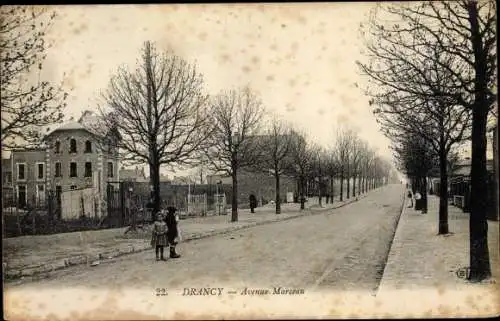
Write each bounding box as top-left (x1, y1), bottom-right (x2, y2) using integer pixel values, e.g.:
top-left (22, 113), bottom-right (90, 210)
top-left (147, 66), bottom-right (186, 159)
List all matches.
top-left (8, 3), bottom-right (398, 176)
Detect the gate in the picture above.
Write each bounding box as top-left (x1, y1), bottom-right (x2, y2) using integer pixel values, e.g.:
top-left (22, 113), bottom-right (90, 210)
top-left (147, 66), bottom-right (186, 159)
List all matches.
top-left (107, 182), bottom-right (125, 227)
top-left (106, 181), bottom-right (145, 227)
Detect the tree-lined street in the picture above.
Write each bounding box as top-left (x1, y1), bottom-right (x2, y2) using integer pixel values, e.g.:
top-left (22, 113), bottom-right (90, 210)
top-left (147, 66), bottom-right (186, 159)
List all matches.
top-left (5, 184), bottom-right (402, 292)
top-left (2, 2), bottom-right (498, 319)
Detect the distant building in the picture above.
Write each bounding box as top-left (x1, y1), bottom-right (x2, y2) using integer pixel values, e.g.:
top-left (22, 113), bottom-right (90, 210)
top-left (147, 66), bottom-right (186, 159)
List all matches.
top-left (207, 170), bottom-right (296, 207)
top-left (5, 147), bottom-right (47, 207)
top-left (120, 166), bottom-right (147, 182)
top-left (432, 157), bottom-right (497, 220)
top-left (159, 174), bottom-right (172, 183)
top-left (2, 110), bottom-right (121, 209)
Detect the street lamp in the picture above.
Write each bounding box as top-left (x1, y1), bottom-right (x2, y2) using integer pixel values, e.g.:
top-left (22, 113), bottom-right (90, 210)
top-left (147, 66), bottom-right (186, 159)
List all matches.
top-left (216, 180), bottom-right (222, 215)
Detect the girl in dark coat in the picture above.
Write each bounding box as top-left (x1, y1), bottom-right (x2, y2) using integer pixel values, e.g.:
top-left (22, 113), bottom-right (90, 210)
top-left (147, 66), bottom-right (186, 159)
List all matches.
top-left (165, 206), bottom-right (181, 258)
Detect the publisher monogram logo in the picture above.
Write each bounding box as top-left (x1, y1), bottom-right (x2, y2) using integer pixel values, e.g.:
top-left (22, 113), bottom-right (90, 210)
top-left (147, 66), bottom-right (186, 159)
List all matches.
top-left (455, 266), bottom-right (470, 279)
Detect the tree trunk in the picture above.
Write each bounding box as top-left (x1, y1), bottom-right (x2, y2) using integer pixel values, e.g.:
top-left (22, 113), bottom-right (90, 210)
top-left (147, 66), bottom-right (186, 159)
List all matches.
top-left (275, 172), bottom-right (281, 214)
top-left (149, 162), bottom-right (161, 222)
top-left (438, 144), bottom-right (449, 234)
top-left (346, 170), bottom-right (350, 199)
top-left (318, 178), bottom-right (323, 207)
top-left (300, 176), bottom-right (305, 210)
top-left (339, 170), bottom-right (344, 201)
top-left (420, 176), bottom-right (428, 214)
top-left (352, 175), bottom-right (356, 197)
top-left (231, 166), bottom-right (238, 222)
top-left (330, 175), bottom-right (335, 203)
top-left (467, 1), bottom-right (491, 282)
top-left (469, 107), bottom-right (490, 281)
top-left (494, 125), bottom-right (499, 221)
top-left (360, 175), bottom-right (363, 194)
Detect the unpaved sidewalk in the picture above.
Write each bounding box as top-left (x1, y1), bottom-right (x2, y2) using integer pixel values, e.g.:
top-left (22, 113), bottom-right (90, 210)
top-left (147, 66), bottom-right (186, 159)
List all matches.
top-left (3, 197), bottom-right (362, 280)
top-left (376, 195), bottom-right (499, 317)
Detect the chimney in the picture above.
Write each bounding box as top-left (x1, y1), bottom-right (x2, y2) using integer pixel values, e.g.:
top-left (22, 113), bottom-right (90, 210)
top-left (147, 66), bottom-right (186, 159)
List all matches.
top-left (78, 110), bottom-right (93, 123)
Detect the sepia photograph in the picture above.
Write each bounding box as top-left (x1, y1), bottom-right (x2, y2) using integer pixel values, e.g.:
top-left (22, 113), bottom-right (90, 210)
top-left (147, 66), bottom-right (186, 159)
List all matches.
top-left (2, 2), bottom-right (499, 319)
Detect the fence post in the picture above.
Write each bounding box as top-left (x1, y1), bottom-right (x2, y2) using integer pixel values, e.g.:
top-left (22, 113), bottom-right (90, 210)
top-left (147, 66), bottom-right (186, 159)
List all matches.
top-left (32, 212), bottom-right (36, 235)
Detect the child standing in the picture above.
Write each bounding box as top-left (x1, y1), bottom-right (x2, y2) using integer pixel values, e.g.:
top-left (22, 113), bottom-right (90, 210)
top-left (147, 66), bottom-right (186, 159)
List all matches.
top-left (150, 212), bottom-right (168, 261)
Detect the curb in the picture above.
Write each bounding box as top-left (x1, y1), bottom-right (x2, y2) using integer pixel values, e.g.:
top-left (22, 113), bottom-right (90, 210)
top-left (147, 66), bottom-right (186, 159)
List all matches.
top-left (375, 189), bottom-right (406, 296)
top-left (4, 194), bottom-right (368, 281)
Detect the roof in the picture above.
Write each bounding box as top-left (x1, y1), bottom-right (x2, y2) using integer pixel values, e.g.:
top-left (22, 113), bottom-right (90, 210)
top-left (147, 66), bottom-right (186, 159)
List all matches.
top-left (451, 159), bottom-right (494, 177)
top-left (2, 159), bottom-right (11, 172)
top-left (43, 111), bottom-right (116, 141)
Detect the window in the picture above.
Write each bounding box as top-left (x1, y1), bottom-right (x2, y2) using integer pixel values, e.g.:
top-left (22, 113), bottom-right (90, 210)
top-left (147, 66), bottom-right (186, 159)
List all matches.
top-left (70, 162), bottom-right (77, 177)
top-left (107, 162), bottom-right (114, 178)
top-left (70, 185), bottom-right (77, 190)
top-left (17, 185), bottom-right (27, 208)
top-left (85, 140), bottom-right (92, 153)
top-left (37, 163), bottom-right (45, 180)
top-left (36, 184), bottom-right (45, 203)
top-left (5, 172), bottom-right (12, 184)
top-left (55, 162), bottom-right (62, 177)
top-left (16, 163), bottom-right (26, 180)
top-left (54, 141), bottom-right (61, 154)
top-left (84, 162), bottom-right (92, 177)
top-left (70, 138), bottom-right (77, 153)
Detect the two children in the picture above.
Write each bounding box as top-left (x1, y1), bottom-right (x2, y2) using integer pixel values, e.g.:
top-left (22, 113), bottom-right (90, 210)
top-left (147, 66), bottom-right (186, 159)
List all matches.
top-left (150, 206), bottom-right (181, 261)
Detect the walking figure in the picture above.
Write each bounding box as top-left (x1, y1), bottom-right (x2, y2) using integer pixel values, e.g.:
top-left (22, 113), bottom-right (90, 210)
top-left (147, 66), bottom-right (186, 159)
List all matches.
top-left (150, 212), bottom-right (168, 261)
top-left (407, 187), bottom-right (413, 208)
top-left (165, 206), bottom-right (181, 258)
top-left (249, 194), bottom-right (257, 213)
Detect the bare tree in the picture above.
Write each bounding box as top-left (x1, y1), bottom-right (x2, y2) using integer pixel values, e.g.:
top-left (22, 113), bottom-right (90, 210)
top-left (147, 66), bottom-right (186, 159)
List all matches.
top-left (261, 118), bottom-right (293, 214)
top-left (309, 145), bottom-right (329, 207)
top-left (204, 86), bottom-right (265, 222)
top-left (362, 147), bottom-right (376, 194)
top-left (334, 127), bottom-right (356, 201)
top-left (355, 141), bottom-right (370, 197)
top-left (393, 132), bottom-right (436, 212)
top-left (1, 6), bottom-right (67, 147)
top-left (286, 130), bottom-right (313, 210)
top-left (99, 41), bottom-right (212, 221)
top-left (348, 135), bottom-right (363, 198)
top-left (324, 147), bottom-right (340, 204)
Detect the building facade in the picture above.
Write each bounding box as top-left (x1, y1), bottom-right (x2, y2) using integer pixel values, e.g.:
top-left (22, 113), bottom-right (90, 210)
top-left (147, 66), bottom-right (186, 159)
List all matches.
top-left (43, 122), bottom-right (119, 194)
top-left (2, 111), bottom-right (121, 211)
top-left (207, 170), bottom-right (297, 207)
top-left (7, 147), bottom-right (47, 208)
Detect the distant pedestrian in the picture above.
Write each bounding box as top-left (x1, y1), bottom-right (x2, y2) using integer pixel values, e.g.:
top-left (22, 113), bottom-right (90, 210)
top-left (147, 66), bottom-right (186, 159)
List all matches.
top-left (407, 188), bottom-right (413, 208)
top-left (165, 206), bottom-right (181, 258)
top-left (249, 194), bottom-right (257, 213)
top-left (150, 212), bottom-right (168, 261)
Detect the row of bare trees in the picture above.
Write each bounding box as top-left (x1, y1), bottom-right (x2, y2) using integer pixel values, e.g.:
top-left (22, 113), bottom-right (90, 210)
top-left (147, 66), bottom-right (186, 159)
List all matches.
top-left (358, 1), bottom-right (497, 282)
top-left (93, 40), bottom-right (393, 224)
